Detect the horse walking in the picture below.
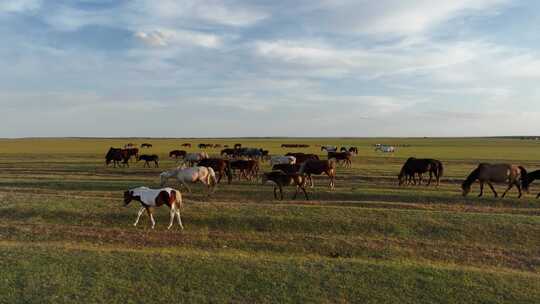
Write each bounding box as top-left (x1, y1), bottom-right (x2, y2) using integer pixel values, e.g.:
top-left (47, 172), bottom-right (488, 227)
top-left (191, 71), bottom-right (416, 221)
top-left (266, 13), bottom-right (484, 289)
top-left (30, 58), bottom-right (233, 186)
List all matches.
top-left (462, 163), bottom-right (527, 198)
top-left (160, 166), bottom-right (217, 194)
top-left (123, 187), bottom-right (184, 230)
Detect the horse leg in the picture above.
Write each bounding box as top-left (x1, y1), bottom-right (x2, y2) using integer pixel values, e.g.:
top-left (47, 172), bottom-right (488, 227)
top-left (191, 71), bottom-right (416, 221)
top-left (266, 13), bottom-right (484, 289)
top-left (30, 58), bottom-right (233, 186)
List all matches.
top-left (133, 207), bottom-right (145, 226)
top-left (427, 171), bottom-right (432, 186)
top-left (537, 192), bottom-right (540, 199)
top-left (146, 207), bottom-right (155, 229)
top-left (168, 206), bottom-right (175, 230)
top-left (301, 186), bottom-right (309, 200)
top-left (516, 182), bottom-right (522, 198)
top-left (279, 185), bottom-right (284, 200)
top-left (155, 161), bottom-right (159, 168)
top-left (478, 182), bottom-right (484, 197)
top-left (502, 183), bottom-right (514, 198)
top-left (273, 186), bottom-right (278, 199)
top-left (293, 186), bottom-right (299, 200)
top-left (487, 182), bottom-right (498, 197)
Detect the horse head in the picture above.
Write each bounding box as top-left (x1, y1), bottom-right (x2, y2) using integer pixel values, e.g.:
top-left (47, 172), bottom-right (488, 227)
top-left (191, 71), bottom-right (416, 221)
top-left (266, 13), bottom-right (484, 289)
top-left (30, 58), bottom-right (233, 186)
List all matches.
top-left (123, 190), bottom-right (134, 206)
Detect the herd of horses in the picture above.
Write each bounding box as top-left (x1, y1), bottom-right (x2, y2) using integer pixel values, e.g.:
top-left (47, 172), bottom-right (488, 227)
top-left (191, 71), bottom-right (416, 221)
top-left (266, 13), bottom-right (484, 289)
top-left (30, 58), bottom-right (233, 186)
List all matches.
top-left (113, 142), bottom-right (540, 229)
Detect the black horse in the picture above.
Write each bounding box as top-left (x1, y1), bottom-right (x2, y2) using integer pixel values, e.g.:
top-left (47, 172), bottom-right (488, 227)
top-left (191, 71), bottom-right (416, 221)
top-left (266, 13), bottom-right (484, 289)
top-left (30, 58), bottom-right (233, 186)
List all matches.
top-left (398, 157), bottom-right (444, 186)
top-left (522, 170), bottom-right (540, 198)
top-left (137, 154), bottom-right (159, 168)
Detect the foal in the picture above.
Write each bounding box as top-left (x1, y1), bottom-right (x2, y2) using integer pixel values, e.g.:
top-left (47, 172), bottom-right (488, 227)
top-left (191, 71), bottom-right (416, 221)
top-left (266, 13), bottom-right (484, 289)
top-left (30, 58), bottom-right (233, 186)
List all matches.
top-left (124, 187), bottom-right (184, 230)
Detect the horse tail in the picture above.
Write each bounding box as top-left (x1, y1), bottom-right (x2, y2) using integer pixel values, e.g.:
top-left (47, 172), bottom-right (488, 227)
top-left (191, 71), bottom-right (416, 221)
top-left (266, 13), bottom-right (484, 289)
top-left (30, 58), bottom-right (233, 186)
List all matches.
top-left (437, 161), bottom-right (444, 179)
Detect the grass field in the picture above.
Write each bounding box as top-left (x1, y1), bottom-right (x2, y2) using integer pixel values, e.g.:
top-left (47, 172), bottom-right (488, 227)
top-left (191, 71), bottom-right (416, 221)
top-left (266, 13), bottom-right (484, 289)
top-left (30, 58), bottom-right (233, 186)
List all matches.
top-left (1, 137), bottom-right (540, 303)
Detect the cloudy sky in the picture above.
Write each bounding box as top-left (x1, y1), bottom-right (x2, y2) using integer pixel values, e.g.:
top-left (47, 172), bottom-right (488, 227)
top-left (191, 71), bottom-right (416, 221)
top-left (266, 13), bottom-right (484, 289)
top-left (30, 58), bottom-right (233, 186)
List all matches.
top-left (2, 0), bottom-right (539, 137)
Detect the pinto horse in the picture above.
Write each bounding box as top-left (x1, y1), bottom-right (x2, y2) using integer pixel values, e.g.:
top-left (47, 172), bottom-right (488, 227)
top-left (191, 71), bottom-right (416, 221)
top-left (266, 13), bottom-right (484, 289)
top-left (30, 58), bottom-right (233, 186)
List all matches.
top-left (462, 163), bottom-right (527, 198)
top-left (521, 170), bottom-right (540, 198)
top-left (141, 143), bottom-right (152, 148)
top-left (124, 187), bottom-right (184, 230)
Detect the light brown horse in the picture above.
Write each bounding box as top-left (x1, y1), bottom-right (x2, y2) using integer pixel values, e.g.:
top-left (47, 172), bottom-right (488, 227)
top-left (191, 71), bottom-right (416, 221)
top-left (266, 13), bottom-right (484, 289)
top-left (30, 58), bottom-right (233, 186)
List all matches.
top-left (461, 163), bottom-right (527, 198)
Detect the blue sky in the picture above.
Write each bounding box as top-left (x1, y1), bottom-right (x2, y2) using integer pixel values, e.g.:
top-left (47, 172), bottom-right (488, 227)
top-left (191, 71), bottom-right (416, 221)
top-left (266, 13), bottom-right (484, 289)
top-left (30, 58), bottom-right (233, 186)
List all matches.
top-left (2, 0), bottom-right (540, 137)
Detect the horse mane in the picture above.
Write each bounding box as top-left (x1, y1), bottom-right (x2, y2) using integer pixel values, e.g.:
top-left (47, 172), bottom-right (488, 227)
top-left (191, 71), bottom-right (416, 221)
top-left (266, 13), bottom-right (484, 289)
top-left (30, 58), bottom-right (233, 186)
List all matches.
top-left (462, 166), bottom-right (481, 190)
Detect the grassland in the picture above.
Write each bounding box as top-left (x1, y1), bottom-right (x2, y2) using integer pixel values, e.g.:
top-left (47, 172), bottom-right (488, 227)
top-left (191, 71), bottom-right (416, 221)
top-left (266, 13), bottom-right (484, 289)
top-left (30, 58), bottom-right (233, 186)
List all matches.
top-left (1, 137), bottom-right (539, 303)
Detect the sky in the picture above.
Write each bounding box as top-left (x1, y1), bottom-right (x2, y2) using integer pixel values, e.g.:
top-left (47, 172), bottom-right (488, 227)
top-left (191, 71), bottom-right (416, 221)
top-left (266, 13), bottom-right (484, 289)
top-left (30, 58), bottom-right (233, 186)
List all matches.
top-left (1, 0), bottom-right (540, 137)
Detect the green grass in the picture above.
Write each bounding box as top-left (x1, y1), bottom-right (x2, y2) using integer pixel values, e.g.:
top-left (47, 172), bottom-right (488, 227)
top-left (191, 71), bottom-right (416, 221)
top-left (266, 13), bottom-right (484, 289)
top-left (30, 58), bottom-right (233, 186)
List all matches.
top-left (1, 137), bottom-right (539, 303)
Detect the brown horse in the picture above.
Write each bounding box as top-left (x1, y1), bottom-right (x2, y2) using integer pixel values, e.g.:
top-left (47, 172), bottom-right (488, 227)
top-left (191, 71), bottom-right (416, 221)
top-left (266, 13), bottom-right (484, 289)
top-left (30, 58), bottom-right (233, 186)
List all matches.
top-left (262, 171), bottom-right (309, 200)
top-left (398, 158), bottom-right (444, 186)
top-left (197, 158), bottom-right (233, 184)
top-left (169, 150), bottom-right (187, 160)
top-left (462, 163), bottom-right (527, 198)
top-left (298, 159), bottom-right (336, 189)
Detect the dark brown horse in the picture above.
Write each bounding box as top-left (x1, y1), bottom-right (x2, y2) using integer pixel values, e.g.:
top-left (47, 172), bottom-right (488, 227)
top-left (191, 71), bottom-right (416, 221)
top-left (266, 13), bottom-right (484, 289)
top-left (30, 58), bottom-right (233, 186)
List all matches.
top-left (137, 154), bottom-right (159, 168)
top-left (169, 150), bottom-right (187, 160)
top-left (105, 147), bottom-right (129, 168)
top-left (197, 158), bottom-right (233, 184)
top-left (181, 143), bottom-right (191, 148)
top-left (398, 158), bottom-right (444, 186)
top-left (521, 170), bottom-right (540, 198)
top-left (298, 159), bottom-right (336, 189)
top-left (230, 159), bottom-right (259, 181)
top-left (327, 151), bottom-right (353, 168)
top-left (262, 171), bottom-right (309, 200)
top-left (462, 163), bottom-right (527, 198)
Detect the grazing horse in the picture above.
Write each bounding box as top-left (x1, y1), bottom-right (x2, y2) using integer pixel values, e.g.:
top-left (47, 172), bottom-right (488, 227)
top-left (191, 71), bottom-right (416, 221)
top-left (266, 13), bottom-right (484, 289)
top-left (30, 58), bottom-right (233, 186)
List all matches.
top-left (299, 159), bottom-right (337, 189)
top-left (181, 143), bottom-right (191, 148)
top-left (327, 151), bottom-right (353, 168)
top-left (398, 158), bottom-right (444, 186)
top-left (262, 171), bottom-right (309, 200)
top-left (138, 154), bottom-right (159, 168)
top-left (521, 170), bottom-right (540, 198)
top-left (124, 187), bottom-right (184, 230)
top-left (270, 155), bottom-right (296, 166)
top-left (160, 166), bottom-right (217, 194)
top-left (141, 143), bottom-right (152, 148)
top-left (462, 163), bottom-right (527, 198)
top-left (169, 150), bottom-right (187, 160)
top-left (285, 153), bottom-right (319, 164)
top-left (105, 147), bottom-right (129, 168)
top-left (197, 158), bottom-right (233, 184)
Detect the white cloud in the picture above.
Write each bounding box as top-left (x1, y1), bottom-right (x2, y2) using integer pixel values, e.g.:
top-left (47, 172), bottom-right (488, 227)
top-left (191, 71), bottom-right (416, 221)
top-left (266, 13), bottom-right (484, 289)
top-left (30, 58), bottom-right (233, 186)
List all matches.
top-left (0, 0), bottom-right (41, 13)
top-left (134, 29), bottom-right (222, 48)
